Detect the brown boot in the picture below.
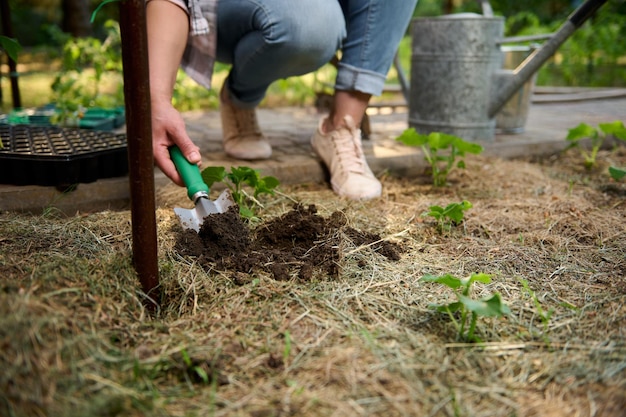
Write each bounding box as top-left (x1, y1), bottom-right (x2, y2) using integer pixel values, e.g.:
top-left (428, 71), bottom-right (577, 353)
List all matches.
top-left (220, 84), bottom-right (272, 160)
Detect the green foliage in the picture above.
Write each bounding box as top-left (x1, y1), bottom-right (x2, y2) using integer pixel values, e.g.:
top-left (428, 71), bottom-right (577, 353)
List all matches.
top-left (0, 36), bottom-right (20, 148)
top-left (566, 120), bottom-right (626, 169)
top-left (423, 200), bottom-right (472, 233)
top-left (0, 36), bottom-right (21, 62)
top-left (421, 273), bottom-right (511, 343)
top-left (201, 166), bottom-right (279, 220)
top-left (609, 166), bottom-right (626, 181)
top-left (172, 70), bottom-right (219, 111)
top-left (396, 129), bottom-right (483, 187)
top-left (283, 330), bottom-right (292, 366)
top-left (180, 349), bottom-right (209, 385)
top-left (501, 2), bottom-right (626, 87)
top-left (50, 20), bottom-right (124, 126)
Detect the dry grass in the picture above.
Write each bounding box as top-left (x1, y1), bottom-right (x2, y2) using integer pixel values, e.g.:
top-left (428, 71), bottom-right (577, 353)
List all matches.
top-left (1, 147), bottom-right (625, 417)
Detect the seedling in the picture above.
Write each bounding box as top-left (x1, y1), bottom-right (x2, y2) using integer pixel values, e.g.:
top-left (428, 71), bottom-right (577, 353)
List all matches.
top-left (396, 129), bottom-right (483, 186)
top-left (201, 166), bottom-right (279, 220)
top-left (565, 121), bottom-right (626, 169)
top-left (519, 278), bottom-right (553, 345)
top-left (421, 273), bottom-right (511, 342)
top-left (423, 200), bottom-right (472, 233)
top-left (180, 348), bottom-right (209, 385)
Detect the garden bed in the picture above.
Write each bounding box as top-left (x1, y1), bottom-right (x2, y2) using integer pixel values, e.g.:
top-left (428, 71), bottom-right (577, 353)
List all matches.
top-left (0, 146), bottom-right (625, 416)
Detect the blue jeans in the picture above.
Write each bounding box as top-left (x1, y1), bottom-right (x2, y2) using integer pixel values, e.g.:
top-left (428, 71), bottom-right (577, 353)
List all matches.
top-left (216, 0), bottom-right (418, 108)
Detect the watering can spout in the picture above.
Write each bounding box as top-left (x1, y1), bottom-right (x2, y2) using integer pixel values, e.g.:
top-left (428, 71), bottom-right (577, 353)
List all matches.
top-left (489, 0), bottom-right (608, 118)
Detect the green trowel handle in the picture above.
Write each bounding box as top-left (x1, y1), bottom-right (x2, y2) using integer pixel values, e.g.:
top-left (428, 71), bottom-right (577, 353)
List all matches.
top-left (169, 146), bottom-right (209, 201)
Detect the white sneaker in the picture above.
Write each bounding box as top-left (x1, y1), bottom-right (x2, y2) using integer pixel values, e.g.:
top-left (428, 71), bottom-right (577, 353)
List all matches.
top-left (311, 115), bottom-right (382, 200)
top-left (220, 85), bottom-right (272, 160)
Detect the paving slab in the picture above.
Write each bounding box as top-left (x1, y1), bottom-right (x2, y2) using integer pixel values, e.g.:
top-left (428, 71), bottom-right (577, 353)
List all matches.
top-left (1, 95), bottom-right (625, 214)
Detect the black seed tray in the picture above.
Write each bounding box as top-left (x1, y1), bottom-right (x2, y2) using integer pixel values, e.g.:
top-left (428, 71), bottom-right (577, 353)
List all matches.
top-left (0, 124), bottom-right (128, 186)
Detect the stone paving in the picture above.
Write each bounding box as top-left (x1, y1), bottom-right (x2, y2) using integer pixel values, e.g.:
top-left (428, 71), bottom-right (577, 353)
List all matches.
top-left (1, 93), bottom-right (625, 214)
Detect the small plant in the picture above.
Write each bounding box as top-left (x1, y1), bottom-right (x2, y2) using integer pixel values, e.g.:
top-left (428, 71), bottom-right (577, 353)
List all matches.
top-left (283, 330), bottom-right (292, 368)
top-left (565, 121), bottom-right (626, 170)
top-left (180, 349), bottom-right (209, 385)
top-left (201, 166), bottom-right (279, 219)
top-left (519, 278), bottom-right (553, 345)
top-left (423, 200), bottom-right (472, 233)
top-left (421, 273), bottom-right (511, 342)
top-left (396, 129), bottom-right (483, 186)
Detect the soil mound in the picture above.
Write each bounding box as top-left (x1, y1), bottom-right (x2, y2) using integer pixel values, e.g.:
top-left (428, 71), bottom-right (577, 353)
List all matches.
top-left (175, 203), bottom-right (402, 282)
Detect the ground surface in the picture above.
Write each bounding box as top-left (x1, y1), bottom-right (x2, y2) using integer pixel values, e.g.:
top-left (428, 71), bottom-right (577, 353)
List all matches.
top-left (1, 145), bottom-right (625, 417)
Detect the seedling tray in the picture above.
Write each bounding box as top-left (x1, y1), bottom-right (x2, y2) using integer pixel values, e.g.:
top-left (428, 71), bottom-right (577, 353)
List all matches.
top-left (0, 123), bottom-right (128, 186)
top-left (0, 105), bottom-right (126, 131)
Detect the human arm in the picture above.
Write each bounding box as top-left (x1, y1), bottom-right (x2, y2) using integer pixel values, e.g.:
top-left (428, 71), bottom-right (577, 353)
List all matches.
top-left (146, 0), bottom-right (201, 186)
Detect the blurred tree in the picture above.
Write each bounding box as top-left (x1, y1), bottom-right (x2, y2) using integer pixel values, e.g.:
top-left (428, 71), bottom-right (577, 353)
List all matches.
top-left (61, 0), bottom-right (91, 37)
top-left (7, 0), bottom-right (118, 45)
top-left (489, 0), bottom-right (572, 22)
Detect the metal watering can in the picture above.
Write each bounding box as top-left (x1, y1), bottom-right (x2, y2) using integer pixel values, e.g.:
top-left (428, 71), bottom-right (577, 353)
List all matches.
top-left (408, 0), bottom-right (608, 141)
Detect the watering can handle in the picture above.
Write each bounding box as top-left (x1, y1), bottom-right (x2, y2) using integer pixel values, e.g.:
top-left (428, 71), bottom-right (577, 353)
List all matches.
top-left (169, 146), bottom-right (210, 202)
top-left (489, 0), bottom-right (609, 118)
top-left (478, 0), bottom-right (493, 17)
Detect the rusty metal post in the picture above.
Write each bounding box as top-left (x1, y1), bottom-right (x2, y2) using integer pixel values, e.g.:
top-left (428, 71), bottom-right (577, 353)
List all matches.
top-left (118, 0), bottom-right (160, 305)
top-left (0, 0), bottom-right (21, 108)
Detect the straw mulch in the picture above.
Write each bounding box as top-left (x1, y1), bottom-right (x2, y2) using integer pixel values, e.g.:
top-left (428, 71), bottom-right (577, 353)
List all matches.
top-left (1, 146), bottom-right (625, 417)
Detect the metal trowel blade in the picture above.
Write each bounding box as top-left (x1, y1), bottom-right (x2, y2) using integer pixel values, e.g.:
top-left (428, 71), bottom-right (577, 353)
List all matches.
top-left (174, 189), bottom-right (235, 232)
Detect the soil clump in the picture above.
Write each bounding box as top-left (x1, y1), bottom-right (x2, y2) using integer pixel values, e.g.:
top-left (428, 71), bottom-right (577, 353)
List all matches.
top-left (175, 203), bottom-right (402, 282)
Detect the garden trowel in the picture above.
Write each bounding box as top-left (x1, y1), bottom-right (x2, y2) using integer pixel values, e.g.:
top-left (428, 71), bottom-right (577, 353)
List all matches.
top-left (169, 146), bottom-right (234, 232)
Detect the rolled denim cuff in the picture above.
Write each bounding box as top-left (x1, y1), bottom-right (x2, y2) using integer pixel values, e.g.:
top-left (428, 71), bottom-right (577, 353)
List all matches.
top-left (335, 62), bottom-right (387, 97)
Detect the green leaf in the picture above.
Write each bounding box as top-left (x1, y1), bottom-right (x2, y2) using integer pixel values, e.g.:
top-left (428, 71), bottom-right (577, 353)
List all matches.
top-left (421, 274), bottom-right (464, 289)
top-left (458, 293), bottom-right (510, 317)
top-left (433, 301), bottom-right (463, 313)
top-left (201, 166), bottom-right (227, 188)
top-left (598, 120), bottom-right (626, 141)
top-left (566, 123), bottom-right (597, 142)
top-left (0, 36), bottom-right (21, 62)
top-left (193, 366), bottom-right (209, 384)
top-left (261, 175), bottom-right (280, 190)
top-left (452, 138), bottom-right (484, 154)
top-left (442, 200), bottom-right (472, 223)
top-left (180, 349), bottom-right (192, 367)
top-left (229, 166), bottom-right (262, 187)
top-left (427, 132), bottom-right (456, 150)
top-left (609, 166), bottom-right (626, 181)
top-left (423, 205), bottom-right (444, 220)
top-left (254, 175), bottom-right (279, 197)
top-left (239, 206), bottom-right (255, 219)
top-left (465, 272), bottom-right (492, 287)
top-left (396, 128), bottom-right (428, 147)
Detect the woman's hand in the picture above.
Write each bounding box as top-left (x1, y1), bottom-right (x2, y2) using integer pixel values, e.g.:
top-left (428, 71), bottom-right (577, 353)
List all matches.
top-left (150, 99), bottom-right (201, 187)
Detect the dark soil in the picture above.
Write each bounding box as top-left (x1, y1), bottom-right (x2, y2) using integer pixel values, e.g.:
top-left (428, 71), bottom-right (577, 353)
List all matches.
top-left (175, 203), bottom-right (402, 282)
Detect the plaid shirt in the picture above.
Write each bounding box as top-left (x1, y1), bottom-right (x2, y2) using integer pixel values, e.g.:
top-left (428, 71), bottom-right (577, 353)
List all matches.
top-left (183, 0), bottom-right (217, 89)
top-left (150, 0), bottom-right (217, 89)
